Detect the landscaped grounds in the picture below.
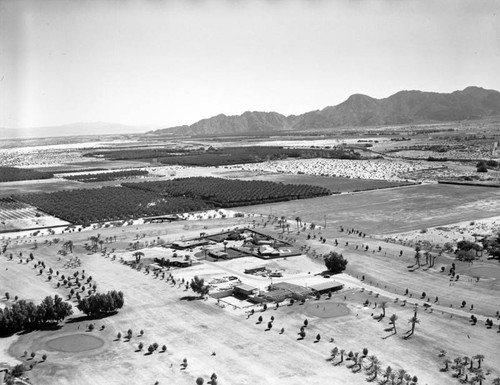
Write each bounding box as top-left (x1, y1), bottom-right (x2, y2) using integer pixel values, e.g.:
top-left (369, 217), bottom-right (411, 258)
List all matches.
top-left (1, 136), bottom-right (500, 385)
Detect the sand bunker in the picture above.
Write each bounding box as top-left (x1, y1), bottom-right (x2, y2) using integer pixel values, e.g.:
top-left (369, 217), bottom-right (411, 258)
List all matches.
top-left (304, 301), bottom-right (350, 319)
top-left (46, 334), bottom-right (104, 353)
top-left (468, 266), bottom-right (500, 280)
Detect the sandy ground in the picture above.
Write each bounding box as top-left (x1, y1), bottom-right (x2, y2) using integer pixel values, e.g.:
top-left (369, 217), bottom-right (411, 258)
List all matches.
top-left (383, 216), bottom-right (500, 248)
top-left (1, 214), bottom-right (499, 385)
top-left (233, 158), bottom-right (435, 181)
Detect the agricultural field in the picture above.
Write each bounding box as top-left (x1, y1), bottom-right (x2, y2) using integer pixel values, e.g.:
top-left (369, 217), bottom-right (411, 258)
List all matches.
top-left (0, 197), bottom-right (69, 232)
top-left (238, 183), bottom-right (500, 235)
top-left (62, 169), bottom-right (149, 183)
top-left (15, 186), bottom-right (212, 225)
top-left (214, 170), bottom-right (414, 192)
top-left (0, 167), bottom-right (54, 182)
top-left (0, 179), bottom-right (91, 198)
top-left (83, 146), bottom-right (362, 167)
top-left (124, 177), bottom-right (331, 207)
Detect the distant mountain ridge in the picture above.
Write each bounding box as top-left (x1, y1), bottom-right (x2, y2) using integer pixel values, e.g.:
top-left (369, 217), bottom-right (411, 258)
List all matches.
top-left (151, 86), bottom-right (500, 136)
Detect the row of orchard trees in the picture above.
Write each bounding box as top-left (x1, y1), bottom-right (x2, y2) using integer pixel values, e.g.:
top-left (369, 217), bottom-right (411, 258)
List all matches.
top-left (125, 177), bottom-right (331, 207)
top-left (77, 290), bottom-right (124, 317)
top-left (16, 186), bottom-right (211, 225)
top-left (63, 169), bottom-right (149, 183)
top-left (0, 295), bottom-right (73, 334)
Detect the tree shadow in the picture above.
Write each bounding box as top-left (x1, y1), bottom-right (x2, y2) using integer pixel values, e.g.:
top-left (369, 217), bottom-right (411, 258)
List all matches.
top-left (65, 312), bottom-right (117, 323)
top-left (180, 296), bottom-right (199, 301)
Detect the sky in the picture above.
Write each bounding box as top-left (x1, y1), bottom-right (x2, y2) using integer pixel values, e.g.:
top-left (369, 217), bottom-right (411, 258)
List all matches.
top-left (1, 0), bottom-right (499, 134)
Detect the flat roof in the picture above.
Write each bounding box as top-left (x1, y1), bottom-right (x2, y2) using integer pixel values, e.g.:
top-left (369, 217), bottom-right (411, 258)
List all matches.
top-left (235, 284), bottom-right (257, 292)
top-left (309, 281), bottom-right (344, 291)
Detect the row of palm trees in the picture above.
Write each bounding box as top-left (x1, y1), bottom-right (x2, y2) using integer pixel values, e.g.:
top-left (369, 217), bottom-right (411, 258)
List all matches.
top-left (328, 347), bottom-right (419, 384)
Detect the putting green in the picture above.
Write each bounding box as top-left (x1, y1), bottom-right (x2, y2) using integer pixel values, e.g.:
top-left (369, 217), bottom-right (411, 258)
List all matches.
top-left (46, 334), bottom-right (104, 353)
top-left (469, 266), bottom-right (500, 280)
top-left (304, 301), bottom-right (350, 319)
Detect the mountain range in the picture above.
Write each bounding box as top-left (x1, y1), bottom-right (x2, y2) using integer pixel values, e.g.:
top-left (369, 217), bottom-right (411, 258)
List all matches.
top-left (150, 86), bottom-right (500, 136)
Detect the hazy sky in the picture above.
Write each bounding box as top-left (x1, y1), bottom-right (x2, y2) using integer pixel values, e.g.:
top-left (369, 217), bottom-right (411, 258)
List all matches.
top-left (1, 0), bottom-right (499, 130)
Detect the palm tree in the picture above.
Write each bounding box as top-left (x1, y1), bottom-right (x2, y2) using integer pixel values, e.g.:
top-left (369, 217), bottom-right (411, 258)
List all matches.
top-left (407, 311), bottom-right (420, 337)
top-left (223, 241), bottom-right (228, 252)
top-left (474, 369), bottom-right (485, 385)
top-left (382, 366), bottom-right (392, 384)
top-left (453, 358), bottom-right (464, 377)
top-left (473, 354), bottom-right (485, 369)
top-left (133, 251), bottom-right (144, 263)
top-left (369, 364), bottom-right (382, 381)
top-left (491, 378), bottom-right (500, 385)
top-left (339, 349), bottom-right (345, 363)
top-left (414, 250), bottom-right (421, 268)
top-left (380, 301), bottom-right (388, 318)
top-left (366, 355), bottom-right (378, 369)
top-left (390, 314), bottom-right (398, 333)
top-left (397, 369), bottom-right (407, 384)
top-left (442, 358), bottom-right (452, 371)
top-left (423, 251), bottom-right (431, 265)
top-left (330, 347), bottom-right (339, 361)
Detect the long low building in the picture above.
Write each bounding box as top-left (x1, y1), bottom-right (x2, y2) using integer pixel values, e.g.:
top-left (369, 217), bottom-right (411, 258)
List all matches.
top-left (309, 280), bottom-right (344, 294)
top-left (171, 239), bottom-right (209, 249)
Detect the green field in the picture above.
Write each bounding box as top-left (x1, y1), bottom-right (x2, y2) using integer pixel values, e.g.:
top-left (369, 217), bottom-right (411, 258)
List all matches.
top-left (238, 183), bottom-right (500, 235)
